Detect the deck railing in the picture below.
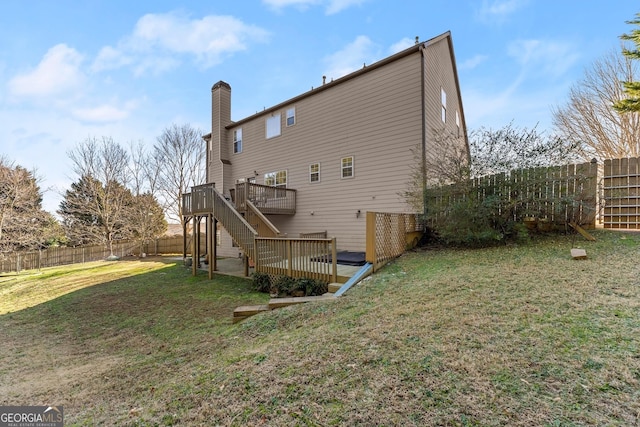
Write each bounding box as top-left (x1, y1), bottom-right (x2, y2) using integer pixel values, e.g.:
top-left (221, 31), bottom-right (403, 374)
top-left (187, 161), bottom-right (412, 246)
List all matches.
top-left (235, 182), bottom-right (296, 214)
top-left (245, 200), bottom-right (281, 237)
top-left (255, 237), bottom-right (337, 283)
top-left (182, 192), bottom-right (193, 216)
top-left (210, 186), bottom-right (258, 261)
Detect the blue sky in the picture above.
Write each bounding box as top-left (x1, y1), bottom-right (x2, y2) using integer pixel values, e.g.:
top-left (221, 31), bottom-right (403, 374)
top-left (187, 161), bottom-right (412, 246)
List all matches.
top-left (1, 0), bottom-right (638, 213)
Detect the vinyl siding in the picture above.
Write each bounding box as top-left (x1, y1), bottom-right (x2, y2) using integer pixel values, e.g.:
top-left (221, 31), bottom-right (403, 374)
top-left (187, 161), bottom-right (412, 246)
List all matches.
top-left (210, 33), bottom-right (467, 254)
top-left (423, 36), bottom-right (467, 168)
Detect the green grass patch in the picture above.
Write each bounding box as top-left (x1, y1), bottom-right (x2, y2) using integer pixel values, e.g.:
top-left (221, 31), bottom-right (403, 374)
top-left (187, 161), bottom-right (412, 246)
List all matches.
top-left (1, 231), bottom-right (639, 425)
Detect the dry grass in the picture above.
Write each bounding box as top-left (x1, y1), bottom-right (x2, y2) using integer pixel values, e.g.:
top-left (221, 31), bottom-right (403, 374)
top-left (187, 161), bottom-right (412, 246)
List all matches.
top-left (1, 232), bottom-right (639, 426)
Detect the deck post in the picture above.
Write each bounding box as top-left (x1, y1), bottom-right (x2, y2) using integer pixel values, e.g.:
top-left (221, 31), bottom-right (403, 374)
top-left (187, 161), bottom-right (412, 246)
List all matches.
top-left (182, 218), bottom-right (189, 260)
top-left (365, 211), bottom-right (377, 268)
top-left (331, 237), bottom-right (337, 283)
top-left (286, 239), bottom-right (292, 277)
top-left (243, 253), bottom-right (249, 277)
top-left (207, 214), bottom-right (213, 279)
top-left (212, 218), bottom-right (218, 272)
top-left (191, 216), bottom-right (197, 276)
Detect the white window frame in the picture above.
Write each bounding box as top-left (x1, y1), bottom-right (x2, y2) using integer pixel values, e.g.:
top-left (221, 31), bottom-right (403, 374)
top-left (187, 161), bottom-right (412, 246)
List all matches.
top-left (341, 156), bottom-right (354, 179)
top-left (233, 128), bottom-right (242, 154)
top-left (441, 87), bottom-right (447, 123)
top-left (264, 170), bottom-right (288, 198)
top-left (266, 114), bottom-right (281, 139)
top-left (286, 107), bottom-right (296, 127)
top-left (309, 163), bottom-right (320, 183)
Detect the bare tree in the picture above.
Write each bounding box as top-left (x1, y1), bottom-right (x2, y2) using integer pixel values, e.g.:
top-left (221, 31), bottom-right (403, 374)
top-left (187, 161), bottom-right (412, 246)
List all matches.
top-left (154, 124), bottom-right (206, 227)
top-left (469, 123), bottom-right (580, 177)
top-left (553, 49), bottom-right (640, 162)
top-left (60, 137), bottom-right (132, 257)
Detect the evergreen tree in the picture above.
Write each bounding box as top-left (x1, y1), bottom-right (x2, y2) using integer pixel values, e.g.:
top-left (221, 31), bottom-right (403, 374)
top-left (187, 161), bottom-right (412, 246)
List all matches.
top-left (614, 13), bottom-right (640, 112)
top-left (0, 158), bottom-right (54, 253)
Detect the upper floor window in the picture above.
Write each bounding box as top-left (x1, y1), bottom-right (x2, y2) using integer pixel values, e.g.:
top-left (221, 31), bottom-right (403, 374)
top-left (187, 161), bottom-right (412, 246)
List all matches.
top-left (286, 107), bottom-right (296, 126)
top-left (441, 88), bottom-right (447, 123)
top-left (455, 110), bottom-right (460, 135)
top-left (341, 156), bottom-right (354, 179)
top-left (309, 163), bottom-right (320, 183)
top-left (233, 128), bottom-right (242, 153)
top-left (266, 114), bottom-right (281, 139)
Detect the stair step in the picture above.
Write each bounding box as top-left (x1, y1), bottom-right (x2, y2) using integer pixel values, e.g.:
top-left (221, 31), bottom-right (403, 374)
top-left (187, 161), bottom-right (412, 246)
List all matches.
top-left (233, 304), bottom-right (270, 317)
top-left (268, 295), bottom-right (336, 309)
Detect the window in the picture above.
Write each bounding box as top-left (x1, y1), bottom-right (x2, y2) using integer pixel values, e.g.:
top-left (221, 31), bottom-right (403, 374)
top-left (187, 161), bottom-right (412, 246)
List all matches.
top-left (309, 163), bottom-right (320, 183)
top-left (455, 110), bottom-right (460, 135)
top-left (265, 170), bottom-right (287, 188)
top-left (233, 128), bottom-right (242, 153)
top-left (341, 156), bottom-right (354, 179)
top-left (266, 114), bottom-right (281, 138)
top-left (441, 88), bottom-right (447, 123)
top-left (265, 170), bottom-right (287, 198)
top-left (286, 107), bottom-right (296, 126)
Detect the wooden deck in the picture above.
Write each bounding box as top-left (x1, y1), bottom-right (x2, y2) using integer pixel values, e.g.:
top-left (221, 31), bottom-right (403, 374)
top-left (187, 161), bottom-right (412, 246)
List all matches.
top-left (199, 257), bottom-right (360, 283)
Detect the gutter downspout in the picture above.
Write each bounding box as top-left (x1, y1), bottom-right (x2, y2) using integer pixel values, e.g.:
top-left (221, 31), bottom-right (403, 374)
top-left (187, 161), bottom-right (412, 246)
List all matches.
top-left (419, 44), bottom-right (428, 220)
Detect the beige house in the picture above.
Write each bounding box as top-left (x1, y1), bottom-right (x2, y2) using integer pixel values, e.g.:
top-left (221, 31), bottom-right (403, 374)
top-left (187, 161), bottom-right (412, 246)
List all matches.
top-left (197, 31), bottom-right (468, 259)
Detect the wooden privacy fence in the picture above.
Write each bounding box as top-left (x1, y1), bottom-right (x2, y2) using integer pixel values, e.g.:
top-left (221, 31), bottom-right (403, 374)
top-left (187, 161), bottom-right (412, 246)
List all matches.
top-left (602, 157), bottom-right (640, 229)
top-left (365, 212), bottom-right (423, 271)
top-left (254, 237), bottom-right (338, 284)
top-left (0, 240), bottom-right (138, 273)
top-left (425, 161), bottom-right (598, 227)
top-left (0, 235), bottom-right (206, 274)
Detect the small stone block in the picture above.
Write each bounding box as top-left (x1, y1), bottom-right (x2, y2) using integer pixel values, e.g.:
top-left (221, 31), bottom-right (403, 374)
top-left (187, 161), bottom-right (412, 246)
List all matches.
top-left (571, 248), bottom-right (587, 260)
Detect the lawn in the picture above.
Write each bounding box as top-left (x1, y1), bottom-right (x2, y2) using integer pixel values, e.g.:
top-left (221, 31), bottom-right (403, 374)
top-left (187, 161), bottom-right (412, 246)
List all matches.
top-left (0, 230), bottom-right (639, 426)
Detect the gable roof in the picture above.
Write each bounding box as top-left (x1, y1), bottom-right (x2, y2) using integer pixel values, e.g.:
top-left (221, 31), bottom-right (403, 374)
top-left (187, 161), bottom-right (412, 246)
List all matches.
top-left (226, 31), bottom-right (455, 129)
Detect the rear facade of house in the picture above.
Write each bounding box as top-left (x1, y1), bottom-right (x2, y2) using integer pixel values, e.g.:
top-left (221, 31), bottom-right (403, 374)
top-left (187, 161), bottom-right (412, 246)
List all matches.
top-left (205, 31), bottom-right (468, 258)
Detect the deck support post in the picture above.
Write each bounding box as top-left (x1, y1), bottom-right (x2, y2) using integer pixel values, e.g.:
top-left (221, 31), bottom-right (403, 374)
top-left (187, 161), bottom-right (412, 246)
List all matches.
top-left (212, 218), bottom-right (218, 272)
top-left (207, 214), bottom-right (214, 279)
top-left (191, 216), bottom-right (197, 276)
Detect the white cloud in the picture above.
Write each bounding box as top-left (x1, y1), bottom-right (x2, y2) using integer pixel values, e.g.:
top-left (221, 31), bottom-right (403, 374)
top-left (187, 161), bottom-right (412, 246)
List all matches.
top-left (92, 46), bottom-right (133, 72)
top-left (323, 35), bottom-right (379, 80)
top-left (93, 12), bottom-right (270, 73)
top-left (263, 0), bottom-right (365, 15)
top-left (459, 54), bottom-right (489, 70)
top-left (507, 39), bottom-right (579, 77)
top-left (389, 37), bottom-right (415, 55)
top-left (7, 44), bottom-right (85, 98)
top-left (477, 0), bottom-right (528, 23)
top-left (325, 0), bottom-right (366, 15)
top-left (71, 101), bottom-right (135, 123)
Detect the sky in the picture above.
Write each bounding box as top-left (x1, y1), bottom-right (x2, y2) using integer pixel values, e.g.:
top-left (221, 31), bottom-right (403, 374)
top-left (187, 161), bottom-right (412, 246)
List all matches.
top-left (1, 0), bottom-right (638, 214)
